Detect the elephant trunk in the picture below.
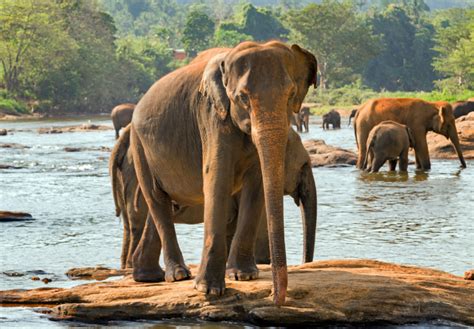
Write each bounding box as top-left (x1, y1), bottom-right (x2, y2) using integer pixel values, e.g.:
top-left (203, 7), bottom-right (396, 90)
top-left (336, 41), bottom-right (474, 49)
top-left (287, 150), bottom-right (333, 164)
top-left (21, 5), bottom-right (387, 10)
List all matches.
top-left (448, 124), bottom-right (466, 168)
top-left (253, 125), bottom-right (288, 306)
top-left (299, 163), bottom-right (317, 263)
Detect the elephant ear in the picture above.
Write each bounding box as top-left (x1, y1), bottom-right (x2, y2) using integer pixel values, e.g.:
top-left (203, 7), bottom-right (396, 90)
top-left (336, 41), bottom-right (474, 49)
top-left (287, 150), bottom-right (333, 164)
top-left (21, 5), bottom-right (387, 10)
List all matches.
top-left (290, 44), bottom-right (318, 89)
top-left (199, 52), bottom-right (230, 121)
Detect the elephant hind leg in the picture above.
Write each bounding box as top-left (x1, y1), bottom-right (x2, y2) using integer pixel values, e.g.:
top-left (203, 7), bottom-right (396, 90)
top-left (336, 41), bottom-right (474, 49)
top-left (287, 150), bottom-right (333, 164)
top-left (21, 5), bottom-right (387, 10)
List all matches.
top-left (389, 159), bottom-right (397, 171)
top-left (399, 149), bottom-right (409, 171)
top-left (356, 128), bottom-right (369, 169)
top-left (121, 211), bottom-right (131, 269)
top-left (370, 156), bottom-right (385, 173)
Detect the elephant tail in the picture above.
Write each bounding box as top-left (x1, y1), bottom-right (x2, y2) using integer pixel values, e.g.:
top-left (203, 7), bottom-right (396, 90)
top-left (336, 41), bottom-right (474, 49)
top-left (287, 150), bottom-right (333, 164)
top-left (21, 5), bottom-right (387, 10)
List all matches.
top-left (110, 126), bottom-right (131, 217)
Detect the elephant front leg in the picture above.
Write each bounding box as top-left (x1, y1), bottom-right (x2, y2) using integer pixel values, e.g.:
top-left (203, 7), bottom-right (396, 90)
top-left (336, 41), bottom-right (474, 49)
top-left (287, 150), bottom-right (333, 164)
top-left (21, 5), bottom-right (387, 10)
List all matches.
top-left (194, 150), bottom-right (233, 295)
top-left (226, 166), bottom-right (264, 280)
top-left (132, 214), bottom-right (165, 281)
top-left (389, 159), bottom-right (397, 171)
top-left (399, 149), bottom-right (409, 171)
top-left (414, 137), bottom-right (431, 170)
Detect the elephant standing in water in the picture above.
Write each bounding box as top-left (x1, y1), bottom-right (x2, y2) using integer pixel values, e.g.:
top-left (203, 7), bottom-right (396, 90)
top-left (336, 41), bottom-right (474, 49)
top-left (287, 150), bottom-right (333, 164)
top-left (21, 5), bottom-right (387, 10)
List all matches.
top-left (111, 103), bottom-right (135, 139)
top-left (322, 109), bottom-right (341, 129)
top-left (110, 126), bottom-right (316, 269)
top-left (291, 106), bottom-right (311, 132)
top-left (363, 121), bottom-right (415, 172)
top-left (129, 41), bottom-right (317, 305)
top-left (354, 98), bottom-right (466, 170)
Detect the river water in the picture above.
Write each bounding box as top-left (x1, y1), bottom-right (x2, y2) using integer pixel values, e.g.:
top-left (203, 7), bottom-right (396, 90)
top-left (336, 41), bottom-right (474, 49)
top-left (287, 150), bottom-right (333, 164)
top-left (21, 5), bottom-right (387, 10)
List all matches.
top-left (0, 116), bottom-right (473, 327)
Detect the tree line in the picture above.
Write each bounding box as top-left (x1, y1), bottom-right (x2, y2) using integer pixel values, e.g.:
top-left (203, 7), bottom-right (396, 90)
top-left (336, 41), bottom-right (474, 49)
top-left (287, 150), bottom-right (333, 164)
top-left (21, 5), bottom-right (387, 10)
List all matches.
top-left (0, 0), bottom-right (472, 114)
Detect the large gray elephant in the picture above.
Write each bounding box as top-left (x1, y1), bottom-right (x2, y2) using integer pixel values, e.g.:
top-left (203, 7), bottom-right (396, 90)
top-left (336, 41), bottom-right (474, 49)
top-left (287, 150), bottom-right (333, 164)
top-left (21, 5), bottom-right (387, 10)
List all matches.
top-left (110, 126), bottom-right (317, 269)
top-left (128, 42), bottom-right (317, 305)
top-left (362, 121), bottom-right (415, 172)
top-left (322, 109), bottom-right (341, 129)
top-left (452, 101), bottom-right (474, 119)
top-left (111, 103), bottom-right (135, 139)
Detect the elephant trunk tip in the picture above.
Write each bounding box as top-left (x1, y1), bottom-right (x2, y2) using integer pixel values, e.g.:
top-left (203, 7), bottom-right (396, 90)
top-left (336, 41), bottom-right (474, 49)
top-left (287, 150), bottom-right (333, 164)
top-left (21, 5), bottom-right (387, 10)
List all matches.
top-left (272, 265), bottom-right (288, 306)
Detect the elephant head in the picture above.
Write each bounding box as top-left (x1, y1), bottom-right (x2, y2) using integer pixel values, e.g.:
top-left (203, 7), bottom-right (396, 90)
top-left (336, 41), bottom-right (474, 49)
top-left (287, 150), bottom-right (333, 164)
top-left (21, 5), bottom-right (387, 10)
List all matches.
top-left (200, 41), bottom-right (317, 305)
top-left (431, 102), bottom-right (466, 168)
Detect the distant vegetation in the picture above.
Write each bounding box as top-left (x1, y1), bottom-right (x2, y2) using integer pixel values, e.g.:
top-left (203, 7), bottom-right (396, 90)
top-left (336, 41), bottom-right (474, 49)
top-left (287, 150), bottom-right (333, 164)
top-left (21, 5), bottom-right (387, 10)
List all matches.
top-left (0, 0), bottom-right (473, 115)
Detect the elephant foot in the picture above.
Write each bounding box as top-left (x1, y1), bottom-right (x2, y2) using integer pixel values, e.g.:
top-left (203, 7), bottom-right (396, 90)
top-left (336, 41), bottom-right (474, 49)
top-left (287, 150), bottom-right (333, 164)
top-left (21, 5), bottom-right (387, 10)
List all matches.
top-left (133, 266), bottom-right (165, 282)
top-left (226, 265), bottom-right (259, 281)
top-left (193, 277), bottom-right (225, 296)
top-left (164, 264), bottom-right (191, 282)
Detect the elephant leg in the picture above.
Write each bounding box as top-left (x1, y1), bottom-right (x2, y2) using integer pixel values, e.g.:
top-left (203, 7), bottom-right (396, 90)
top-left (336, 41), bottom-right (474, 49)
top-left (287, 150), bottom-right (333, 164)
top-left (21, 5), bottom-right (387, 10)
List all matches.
top-left (371, 156), bottom-right (385, 173)
top-left (356, 129), bottom-right (369, 169)
top-left (126, 209), bottom-right (147, 268)
top-left (115, 129), bottom-right (120, 139)
top-left (304, 118), bottom-right (309, 132)
top-left (389, 159), bottom-right (397, 171)
top-left (194, 144), bottom-right (233, 295)
top-left (254, 208), bottom-right (270, 264)
top-left (132, 214), bottom-right (165, 281)
top-left (227, 165), bottom-right (264, 280)
top-left (121, 211), bottom-right (131, 270)
top-left (399, 149), bottom-right (409, 171)
top-left (414, 137), bottom-right (431, 170)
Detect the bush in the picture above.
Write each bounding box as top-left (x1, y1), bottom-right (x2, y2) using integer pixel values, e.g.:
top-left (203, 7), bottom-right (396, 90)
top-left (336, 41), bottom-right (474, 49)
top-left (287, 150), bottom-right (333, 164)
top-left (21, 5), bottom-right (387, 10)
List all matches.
top-left (0, 98), bottom-right (29, 115)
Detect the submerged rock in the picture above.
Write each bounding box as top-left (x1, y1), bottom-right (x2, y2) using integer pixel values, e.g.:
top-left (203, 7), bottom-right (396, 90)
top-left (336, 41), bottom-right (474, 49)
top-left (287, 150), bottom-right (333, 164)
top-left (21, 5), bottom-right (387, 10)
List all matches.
top-left (63, 146), bottom-right (111, 153)
top-left (1, 260), bottom-right (472, 326)
top-left (0, 211), bottom-right (34, 222)
top-left (303, 139), bottom-right (357, 167)
top-left (0, 143), bottom-right (30, 149)
top-left (428, 112), bottom-right (474, 159)
top-left (0, 128), bottom-right (7, 136)
top-left (38, 124), bottom-right (112, 134)
top-left (66, 266), bottom-right (131, 281)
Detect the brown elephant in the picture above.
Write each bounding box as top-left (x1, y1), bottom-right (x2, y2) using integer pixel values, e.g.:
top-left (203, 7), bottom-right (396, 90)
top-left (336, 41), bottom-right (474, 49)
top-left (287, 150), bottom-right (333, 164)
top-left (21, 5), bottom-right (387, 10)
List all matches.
top-left (111, 103), bottom-right (135, 139)
top-left (128, 41), bottom-right (317, 305)
top-left (110, 126), bottom-right (316, 269)
top-left (362, 121), bottom-right (415, 172)
top-left (322, 109), bottom-right (341, 129)
top-left (452, 101), bottom-right (474, 119)
top-left (355, 98), bottom-right (466, 170)
top-left (290, 106), bottom-right (310, 133)
top-left (348, 108), bottom-right (358, 126)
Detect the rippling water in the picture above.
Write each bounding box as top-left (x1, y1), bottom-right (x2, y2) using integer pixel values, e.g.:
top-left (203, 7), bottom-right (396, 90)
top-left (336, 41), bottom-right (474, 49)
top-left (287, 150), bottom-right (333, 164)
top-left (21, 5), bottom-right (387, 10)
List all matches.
top-left (1, 116), bottom-right (473, 327)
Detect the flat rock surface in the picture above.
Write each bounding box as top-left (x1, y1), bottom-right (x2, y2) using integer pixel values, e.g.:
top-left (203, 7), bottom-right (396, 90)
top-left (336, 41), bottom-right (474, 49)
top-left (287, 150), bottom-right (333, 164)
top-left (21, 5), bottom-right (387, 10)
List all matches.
top-left (428, 112), bottom-right (474, 159)
top-left (303, 139), bottom-right (357, 167)
top-left (66, 266), bottom-right (131, 281)
top-left (37, 124), bottom-right (112, 134)
top-left (1, 260), bottom-right (472, 326)
top-left (0, 211), bottom-right (34, 222)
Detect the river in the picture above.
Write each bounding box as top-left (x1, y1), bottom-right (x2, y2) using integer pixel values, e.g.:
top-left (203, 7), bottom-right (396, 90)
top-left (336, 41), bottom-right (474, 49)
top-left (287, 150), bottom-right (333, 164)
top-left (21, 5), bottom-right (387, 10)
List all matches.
top-left (0, 116), bottom-right (473, 327)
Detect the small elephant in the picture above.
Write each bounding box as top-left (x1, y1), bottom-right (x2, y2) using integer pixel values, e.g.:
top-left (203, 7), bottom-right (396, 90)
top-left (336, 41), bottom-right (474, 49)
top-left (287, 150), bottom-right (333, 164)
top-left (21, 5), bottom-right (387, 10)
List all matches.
top-left (363, 120), bottom-right (415, 172)
top-left (322, 109), bottom-right (341, 129)
top-left (110, 126), bottom-right (317, 270)
top-left (111, 103), bottom-right (135, 139)
top-left (452, 101), bottom-right (474, 119)
top-left (290, 106), bottom-right (311, 133)
top-left (348, 108), bottom-right (357, 126)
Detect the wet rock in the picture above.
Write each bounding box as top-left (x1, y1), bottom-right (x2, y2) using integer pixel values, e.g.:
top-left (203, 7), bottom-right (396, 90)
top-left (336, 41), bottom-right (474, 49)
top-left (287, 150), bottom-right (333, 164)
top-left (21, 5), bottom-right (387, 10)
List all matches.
top-left (38, 124), bottom-right (112, 134)
top-left (0, 142), bottom-right (30, 149)
top-left (428, 112), bottom-right (474, 159)
top-left (0, 164), bottom-right (23, 170)
top-left (66, 266), bottom-right (131, 281)
top-left (465, 270), bottom-right (474, 280)
top-left (0, 129), bottom-right (7, 136)
top-left (1, 260), bottom-right (472, 326)
top-left (41, 278), bottom-right (52, 284)
top-left (2, 271), bottom-right (24, 277)
top-left (303, 139), bottom-right (357, 167)
top-left (30, 276), bottom-right (40, 281)
top-left (0, 211), bottom-right (34, 222)
top-left (63, 146), bottom-right (111, 153)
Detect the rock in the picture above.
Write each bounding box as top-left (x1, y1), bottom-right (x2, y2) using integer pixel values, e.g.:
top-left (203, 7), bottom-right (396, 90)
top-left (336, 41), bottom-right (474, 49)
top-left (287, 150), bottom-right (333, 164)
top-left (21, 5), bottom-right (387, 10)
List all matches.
top-left (41, 278), bottom-right (52, 284)
top-left (0, 129), bottom-right (7, 136)
top-left (38, 124), bottom-right (112, 134)
top-left (303, 139), bottom-right (357, 167)
top-left (63, 146), bottom-right (111, 153)
top-left (1, 260), bottom-right (472, 326)
top-left (30, 276), bottom-right (40, 281)
top-left (66, 266), bottom-right (131, 281)
top-left (0, 211), bottom-right (34, 222)
top-left (427, 112), bottom-right (474, 159)
top-left (465, 270), bottom-right (474, 280)
top-left (0, 164), bottom-right (23, 169)
top-left (0, 143), bottom-right (30, 149)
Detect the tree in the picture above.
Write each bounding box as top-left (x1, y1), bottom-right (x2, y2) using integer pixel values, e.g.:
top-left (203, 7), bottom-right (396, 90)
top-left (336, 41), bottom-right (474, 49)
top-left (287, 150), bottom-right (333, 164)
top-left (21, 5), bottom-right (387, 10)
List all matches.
top-left (213, 28), bottom-right (253, 47)
top-left (182, 7), bottom-right (215, 56)
top-left (286, 0), bottom-right (380, 89)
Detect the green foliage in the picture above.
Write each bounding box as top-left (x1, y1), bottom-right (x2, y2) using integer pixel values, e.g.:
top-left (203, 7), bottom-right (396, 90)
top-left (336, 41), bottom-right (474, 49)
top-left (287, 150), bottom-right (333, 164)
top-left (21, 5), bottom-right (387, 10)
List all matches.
top-left (213, 28), bottom-right (253, 47)
top-left (0, 96), bottom-right (28, 115)
top-left (182, 8), bottom-right (216, 56)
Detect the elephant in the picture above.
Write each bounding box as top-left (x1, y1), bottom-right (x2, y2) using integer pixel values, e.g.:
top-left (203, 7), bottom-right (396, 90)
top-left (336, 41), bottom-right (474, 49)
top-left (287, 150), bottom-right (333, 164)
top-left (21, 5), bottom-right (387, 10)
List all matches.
top-left (111, 103), bottom-right (135, 139)
top-left (452, 101), bottom-right (474, 119)
top-left (110, 126), bottom-right (317, 269)
top-left (128, 41), bottom-right (317, 305)
top-left (354, 98), bottom-right (466, 170)
top-left (290, 106), bottom-right (311, 133)
top-left (348, 108), bottom-right (358, 126)
top-left (322, 109), bottom-right (341, 129)
top-left (362, 121), bottom-right (415, 172)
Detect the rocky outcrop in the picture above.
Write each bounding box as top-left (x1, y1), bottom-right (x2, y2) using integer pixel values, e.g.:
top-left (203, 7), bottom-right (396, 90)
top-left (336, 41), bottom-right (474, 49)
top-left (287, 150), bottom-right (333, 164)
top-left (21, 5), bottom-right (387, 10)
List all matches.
top-left (0, 211), bottom-right (34, 222)
top-left (63, 146), bottom-right (111, 153)
top-left (428, 112), bottom-right (474, 159)
top-left (303, 139), bottom-right (357, 167)
top-left (1, 260), bottom-right (472, 326)
top-left (66, 266), bottom-right (131, 281)
top-left (38, 124), bottom-right (112, 134)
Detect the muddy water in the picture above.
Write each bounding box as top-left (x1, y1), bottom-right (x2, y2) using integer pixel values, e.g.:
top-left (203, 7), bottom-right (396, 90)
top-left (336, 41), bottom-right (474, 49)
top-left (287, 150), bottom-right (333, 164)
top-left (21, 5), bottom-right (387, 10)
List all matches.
top-left (0, 116), bottom-right (473, 327)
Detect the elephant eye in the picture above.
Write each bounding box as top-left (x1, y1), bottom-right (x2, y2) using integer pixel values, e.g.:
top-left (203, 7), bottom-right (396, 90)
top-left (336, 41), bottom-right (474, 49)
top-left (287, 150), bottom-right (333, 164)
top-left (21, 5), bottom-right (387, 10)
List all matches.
top-left (236, 93), bottom-right (250, 109)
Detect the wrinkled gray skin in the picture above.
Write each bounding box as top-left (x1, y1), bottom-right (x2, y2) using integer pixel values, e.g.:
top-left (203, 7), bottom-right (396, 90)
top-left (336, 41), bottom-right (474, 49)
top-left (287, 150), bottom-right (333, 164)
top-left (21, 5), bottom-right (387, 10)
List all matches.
top-left (322, 109), bottom-right (341, 129)
top-left (363, 120), bottom-right (415, 172)
top-left (290, 106), bottom-right (311, 133)
top-left (127, 42), bottom-right (317, 305)
top-left (110, 126), bottom-right (317, 269)
top-left (452, 101), bottom-right (474, 119)
top-left (111, 103), bottom-right (135, 139)
top-left (348, 109), bottom-right (358, 126)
